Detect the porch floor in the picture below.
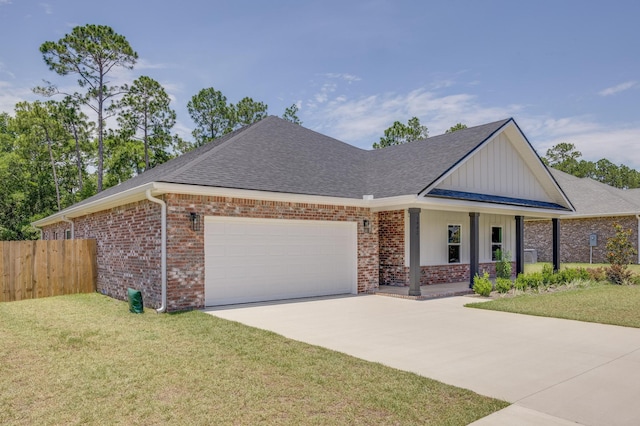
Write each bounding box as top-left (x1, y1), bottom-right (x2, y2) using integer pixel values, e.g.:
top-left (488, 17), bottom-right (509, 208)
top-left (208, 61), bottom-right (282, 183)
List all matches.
top-left (375, 281), bottom-right (474, 300)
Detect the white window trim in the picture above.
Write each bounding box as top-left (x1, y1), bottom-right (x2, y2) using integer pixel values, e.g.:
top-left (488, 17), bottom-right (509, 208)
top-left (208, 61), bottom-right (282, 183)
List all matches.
top-left (491, 225), bottom-right (503, 262)
top-left (447, 224), bottom-right (462, 264)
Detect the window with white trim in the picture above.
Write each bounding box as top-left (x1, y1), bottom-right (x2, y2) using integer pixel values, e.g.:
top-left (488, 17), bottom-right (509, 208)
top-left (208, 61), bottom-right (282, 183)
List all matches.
top-left (448, 224), bottom-right (461, 263)
top-left (491, 226), bottom-right (503, 261)
top-left (65, 229), bottom-right (71, 240)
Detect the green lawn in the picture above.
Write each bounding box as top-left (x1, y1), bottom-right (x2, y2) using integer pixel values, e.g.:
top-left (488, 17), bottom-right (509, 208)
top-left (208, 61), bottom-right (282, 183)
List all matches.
top-left (524, 262), bottom-right (640, 274)
top-left (0, 294), bottom-right (507, 425)
top-left (467, 284), bottom-right (640, 328)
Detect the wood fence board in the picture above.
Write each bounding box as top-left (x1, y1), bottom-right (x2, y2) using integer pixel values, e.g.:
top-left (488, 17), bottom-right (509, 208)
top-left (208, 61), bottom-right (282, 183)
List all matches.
top-left (0, 240), bottom-right (97, 302)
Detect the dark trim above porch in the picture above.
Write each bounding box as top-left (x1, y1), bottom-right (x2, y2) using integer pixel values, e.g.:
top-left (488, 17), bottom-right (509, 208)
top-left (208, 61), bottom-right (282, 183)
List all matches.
top-left (427, 189), bottom-right (569, 211)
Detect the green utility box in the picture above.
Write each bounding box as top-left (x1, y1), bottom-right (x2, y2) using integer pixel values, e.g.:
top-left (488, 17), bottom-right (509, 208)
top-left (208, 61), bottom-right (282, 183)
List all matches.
top-left (127, 288), bottom-right (144, 314)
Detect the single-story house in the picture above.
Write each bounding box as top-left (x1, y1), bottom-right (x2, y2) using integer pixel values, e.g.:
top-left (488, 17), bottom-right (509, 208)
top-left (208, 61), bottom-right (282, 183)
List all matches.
top-left (525, 168), bottom-right (640, 264)
top-left (34, 116), bottom-right (574, 311)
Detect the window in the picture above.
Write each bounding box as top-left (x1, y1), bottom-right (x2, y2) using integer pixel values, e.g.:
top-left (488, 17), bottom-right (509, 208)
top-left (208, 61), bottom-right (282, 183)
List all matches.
top-left (65, 230), bottom-right (71, 240)
top-left (53, 231), bottom-right (58, 240)
top-left (491, 226), bottom-right (502, 261)
top-left (448, 224), bottom-right (461, 263)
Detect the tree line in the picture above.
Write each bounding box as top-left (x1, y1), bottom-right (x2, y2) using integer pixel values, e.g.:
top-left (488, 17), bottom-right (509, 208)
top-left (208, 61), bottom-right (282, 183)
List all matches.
top-left (0, 24), bottom-right (300, 240)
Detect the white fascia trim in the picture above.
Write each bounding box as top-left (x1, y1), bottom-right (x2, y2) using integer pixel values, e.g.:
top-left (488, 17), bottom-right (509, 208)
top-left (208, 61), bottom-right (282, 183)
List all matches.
top-left (151, 183), bottom-right (372, 207)
top-left (32, 182), bottom-right (156, 227)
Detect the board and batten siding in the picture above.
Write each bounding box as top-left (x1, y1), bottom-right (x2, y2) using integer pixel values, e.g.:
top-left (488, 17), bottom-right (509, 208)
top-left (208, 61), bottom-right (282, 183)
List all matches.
top-left (404, 210), bottom-right (515, 266)
top-left (436, 132), bottom-right (553, 203)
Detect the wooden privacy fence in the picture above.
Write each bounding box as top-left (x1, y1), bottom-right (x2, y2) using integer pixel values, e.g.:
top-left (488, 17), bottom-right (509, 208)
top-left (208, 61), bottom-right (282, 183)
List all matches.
top-left (1, 240), bottom-right (97, 302)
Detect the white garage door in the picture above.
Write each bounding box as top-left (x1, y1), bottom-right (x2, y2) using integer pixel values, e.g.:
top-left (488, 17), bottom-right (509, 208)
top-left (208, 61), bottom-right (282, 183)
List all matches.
top-left (204, 216), bottom-right (357, 306)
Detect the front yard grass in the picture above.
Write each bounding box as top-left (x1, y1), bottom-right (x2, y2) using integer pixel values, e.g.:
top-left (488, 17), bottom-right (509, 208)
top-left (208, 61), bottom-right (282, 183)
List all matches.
top-left (524, 262), bottom-right (640, 274)
top-left (0, 294), bottom-right (507, 425)
top-left (467, 284), bottom-right (640, 328)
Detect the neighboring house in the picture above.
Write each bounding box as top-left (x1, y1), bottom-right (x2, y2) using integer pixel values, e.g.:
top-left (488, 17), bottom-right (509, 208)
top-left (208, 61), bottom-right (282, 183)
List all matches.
top-left (525, 168), bottom-right (640, 264)
top-left (34, 117), bottom-right (573, 311)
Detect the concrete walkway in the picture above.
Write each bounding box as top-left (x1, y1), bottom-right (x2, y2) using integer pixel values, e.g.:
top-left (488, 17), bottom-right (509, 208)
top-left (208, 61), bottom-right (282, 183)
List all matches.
top-left (205, 295), bottom-right (640, 425)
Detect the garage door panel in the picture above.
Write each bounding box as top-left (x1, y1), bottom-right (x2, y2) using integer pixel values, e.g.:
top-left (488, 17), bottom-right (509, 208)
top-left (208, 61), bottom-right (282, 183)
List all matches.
top-left (204, 217), bottom-right (357, 306)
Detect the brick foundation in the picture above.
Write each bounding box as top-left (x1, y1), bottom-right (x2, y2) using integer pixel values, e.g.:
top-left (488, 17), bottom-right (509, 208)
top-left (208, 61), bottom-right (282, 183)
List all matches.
top-left (525, 216), bottom-right (639, 264)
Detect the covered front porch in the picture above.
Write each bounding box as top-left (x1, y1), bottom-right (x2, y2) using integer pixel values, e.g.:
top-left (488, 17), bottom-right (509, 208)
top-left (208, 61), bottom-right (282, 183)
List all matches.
top-left (376, 205), bottom-right (567, 297)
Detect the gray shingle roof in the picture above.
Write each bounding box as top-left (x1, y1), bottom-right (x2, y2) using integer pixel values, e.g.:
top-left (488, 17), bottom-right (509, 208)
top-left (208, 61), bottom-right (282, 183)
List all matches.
top-left (62, 116), bottom-right (515, 213)
top-left (549, 168), bottom-right (640, 215)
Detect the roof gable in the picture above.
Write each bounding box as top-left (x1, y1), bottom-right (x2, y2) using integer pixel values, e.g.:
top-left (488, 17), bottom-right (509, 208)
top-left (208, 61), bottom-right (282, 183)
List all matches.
top-left (425, 120), bottom-right (572, 210)
top-left (363, 119), bottom-right (511, 198)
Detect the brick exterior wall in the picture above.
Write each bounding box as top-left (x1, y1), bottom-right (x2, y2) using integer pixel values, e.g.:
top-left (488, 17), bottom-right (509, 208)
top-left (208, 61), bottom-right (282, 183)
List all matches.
top-left (524, 216), bottom-right (639, 264)
top-left (44, 194), bottom-right (379, 312)
top-left (378, 210), bottom-right (406, 285)
top-left (42, 200), bottom-right (163, 307)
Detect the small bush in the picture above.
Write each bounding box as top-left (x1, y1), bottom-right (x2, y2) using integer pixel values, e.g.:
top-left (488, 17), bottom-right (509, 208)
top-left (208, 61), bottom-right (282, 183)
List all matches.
top-left (495, 277), bottom-right (512, 294)
top-left (587, 267), bottom-right (606, 281)
top-left (514, 273), bottom-right (527, 291)
top-left (495, 250), bottom-right (512, 279)
top-left (473, 271), bottom-right (493, 297)
top-left (606, 264), bottom-right (634, 285)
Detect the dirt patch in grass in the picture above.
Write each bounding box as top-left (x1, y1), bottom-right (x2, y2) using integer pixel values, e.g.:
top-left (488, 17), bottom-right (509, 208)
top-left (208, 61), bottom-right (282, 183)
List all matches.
top-left (0, 294), bottom-right (507, 425)
top-left (467, 284), bottom-right (640, 328)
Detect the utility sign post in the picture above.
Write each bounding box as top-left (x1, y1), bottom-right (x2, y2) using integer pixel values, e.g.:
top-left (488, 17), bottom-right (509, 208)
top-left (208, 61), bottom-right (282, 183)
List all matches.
top-left (589, 233), bottom-right (597, 264)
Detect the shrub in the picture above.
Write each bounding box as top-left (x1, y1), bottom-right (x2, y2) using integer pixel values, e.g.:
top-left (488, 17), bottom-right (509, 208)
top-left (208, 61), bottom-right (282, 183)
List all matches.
top-left (473, 271), bottom-right (493, 297)
top-left (495, 277), bottom-right (512, 293)
top-left (606, 264), bottom-right (634, 285)
top-left (587, 267), bottom-right (606, 282)
top-left (606, 222), bottom-right (637, 285)
top-left (514, 273), bottom-right (527, 291)
top-left (495, 250), bottom-right (512, 279)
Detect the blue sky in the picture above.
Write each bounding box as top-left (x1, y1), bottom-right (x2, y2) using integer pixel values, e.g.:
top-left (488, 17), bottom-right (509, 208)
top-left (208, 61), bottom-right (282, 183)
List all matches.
top-left (1, 0), bottom-right (639, 167)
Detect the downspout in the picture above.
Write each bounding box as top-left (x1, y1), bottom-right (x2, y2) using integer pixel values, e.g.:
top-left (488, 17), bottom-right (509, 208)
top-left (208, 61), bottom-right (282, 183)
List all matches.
top-left (61, 216), bottom-right (74, 239)
top-left (146, 189), bottom-right (167, 313)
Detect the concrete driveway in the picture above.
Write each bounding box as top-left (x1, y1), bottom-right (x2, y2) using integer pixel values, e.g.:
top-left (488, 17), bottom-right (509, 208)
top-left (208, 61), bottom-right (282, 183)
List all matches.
top-left (205, 294), bottom-right (640, 425)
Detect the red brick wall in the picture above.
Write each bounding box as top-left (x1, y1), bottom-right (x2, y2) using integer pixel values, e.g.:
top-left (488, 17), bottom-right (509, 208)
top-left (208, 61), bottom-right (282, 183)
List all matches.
top-left (525, 216), bottom-right (639, 264)
top-left (164, 194), bottom-right (379, 310)
top-left (46, 194), bottom-right (379, 312)
top-left (378, 210), bottom-right (406, 285)
top-left (42, 200), bottom-right (163, 307)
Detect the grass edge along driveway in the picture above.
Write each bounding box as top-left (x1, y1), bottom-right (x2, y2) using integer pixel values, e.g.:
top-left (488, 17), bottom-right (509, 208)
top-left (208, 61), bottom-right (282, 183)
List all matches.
top-left (0, 293), bottom-right (507, 425)
top-left (466, 284), bottom-right (640, 329)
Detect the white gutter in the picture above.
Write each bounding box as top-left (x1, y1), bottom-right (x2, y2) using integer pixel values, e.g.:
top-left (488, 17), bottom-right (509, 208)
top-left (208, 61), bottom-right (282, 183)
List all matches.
top-left (61, 216), bottom-right (74, 239)
top-left (146, 189), bottom-right (167, 313)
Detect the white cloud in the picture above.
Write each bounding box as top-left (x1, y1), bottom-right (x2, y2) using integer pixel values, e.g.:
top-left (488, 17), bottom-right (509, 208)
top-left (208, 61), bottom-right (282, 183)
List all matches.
top-left (0, 81), bottom-right (37, 114)
top-left (307, 87), bottom-right (521, 147)
top-left (599, 81), bottom-right (637, 96)
top-left (0, 62), bottom-right (15, 79)
top-left (39, 2), bottom-right (52, 14)
top-left (525, 113), bottom-right (640, 169)
top-left (324, 73), bottom-right (361, 83)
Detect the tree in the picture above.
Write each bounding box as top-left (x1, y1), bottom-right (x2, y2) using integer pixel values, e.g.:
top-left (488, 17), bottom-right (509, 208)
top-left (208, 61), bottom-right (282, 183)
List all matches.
top-left (57, 96), bottom-right (94, 195)
top-left (114, 76), bottom-right (176, 171)
top-left (232, 97), bottom-right (268, 128)
top-left (373, 116), bottom-right (428, 149)
top-left (544, 143), bottom-right (581, 168)
top-left (37, 24), bottom-right (138, 193)
top-left (187, 87), bottom-right (233, 147)
top-left (282, 103), bottom-right (302, 125)
top-left (446, 123), bottom-right (467, 133)
top-left (12, 101), bottom-right (68, 211)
